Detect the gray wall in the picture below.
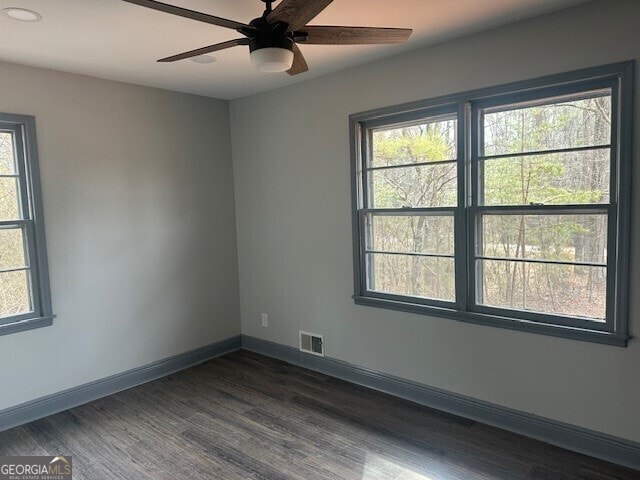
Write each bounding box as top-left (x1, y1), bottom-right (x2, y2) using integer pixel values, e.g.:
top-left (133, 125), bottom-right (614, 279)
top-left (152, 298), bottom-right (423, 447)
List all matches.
top-left (230, 0), bottom-right (640, 442)
top-left (0, 62), bottom-right (240, 410)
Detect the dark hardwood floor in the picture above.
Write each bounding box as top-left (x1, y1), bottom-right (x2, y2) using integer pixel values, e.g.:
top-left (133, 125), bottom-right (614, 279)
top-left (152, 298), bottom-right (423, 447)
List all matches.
top-left (1, 350), bottom-right (638, 479)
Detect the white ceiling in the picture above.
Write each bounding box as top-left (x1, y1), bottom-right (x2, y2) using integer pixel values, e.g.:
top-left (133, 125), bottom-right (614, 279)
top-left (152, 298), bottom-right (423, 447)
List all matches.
top-left (1, 0), bottom-right (587, 100)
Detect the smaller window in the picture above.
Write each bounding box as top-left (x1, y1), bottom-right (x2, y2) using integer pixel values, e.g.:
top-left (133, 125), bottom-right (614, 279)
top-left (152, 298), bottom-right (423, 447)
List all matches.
top-left (0, 113), bottom-right (54, 336)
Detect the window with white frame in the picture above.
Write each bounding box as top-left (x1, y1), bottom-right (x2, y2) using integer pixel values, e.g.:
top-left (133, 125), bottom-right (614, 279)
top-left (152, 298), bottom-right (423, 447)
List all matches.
top-left (350, 62), bottom-right (632, 346)
top-left (0, 113), bottom-right (53, 336)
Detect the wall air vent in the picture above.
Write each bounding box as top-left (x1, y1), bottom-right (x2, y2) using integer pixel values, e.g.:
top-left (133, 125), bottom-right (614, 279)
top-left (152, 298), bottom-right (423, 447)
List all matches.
top-left (299, 331), bottom-right (324, 357)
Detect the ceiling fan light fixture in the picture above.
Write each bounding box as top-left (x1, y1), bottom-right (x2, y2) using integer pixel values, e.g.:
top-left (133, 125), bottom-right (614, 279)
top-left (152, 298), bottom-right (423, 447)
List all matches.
top-left (250, 47), bottom-right (294, 73)
top-left (249, 37), bottom-right (294, 73)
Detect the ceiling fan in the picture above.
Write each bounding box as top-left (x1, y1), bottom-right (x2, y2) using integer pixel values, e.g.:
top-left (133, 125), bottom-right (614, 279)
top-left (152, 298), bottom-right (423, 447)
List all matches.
top-left (123, 0), bottom-right (413, 74)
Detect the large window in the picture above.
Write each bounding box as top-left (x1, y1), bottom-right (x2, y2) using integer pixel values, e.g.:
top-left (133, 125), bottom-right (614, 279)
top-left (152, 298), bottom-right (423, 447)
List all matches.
top-left (350, 62), bottom-right (632, 346)
top-left (0, 113), bottom-right (53, 336)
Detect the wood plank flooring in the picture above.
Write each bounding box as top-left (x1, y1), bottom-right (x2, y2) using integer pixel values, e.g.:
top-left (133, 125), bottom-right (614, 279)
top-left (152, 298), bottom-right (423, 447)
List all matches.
top-left (1, 350), bottom-right (638, 479)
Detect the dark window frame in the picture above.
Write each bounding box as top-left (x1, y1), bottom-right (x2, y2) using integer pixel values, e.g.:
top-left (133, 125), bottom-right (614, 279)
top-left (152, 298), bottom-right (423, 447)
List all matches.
top-left (350, 62), bottom-right (633, 347)
top-left (0, 113), bottom-right (54, 336)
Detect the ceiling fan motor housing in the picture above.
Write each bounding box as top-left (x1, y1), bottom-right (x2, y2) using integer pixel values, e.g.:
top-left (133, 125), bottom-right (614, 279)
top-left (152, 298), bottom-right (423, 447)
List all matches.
top-left (246, 16), bottom-right (294, 54)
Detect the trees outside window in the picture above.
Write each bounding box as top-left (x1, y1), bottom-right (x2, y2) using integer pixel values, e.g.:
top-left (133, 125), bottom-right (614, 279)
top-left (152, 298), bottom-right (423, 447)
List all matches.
top-left (351, 62), bottom-right (632, 346)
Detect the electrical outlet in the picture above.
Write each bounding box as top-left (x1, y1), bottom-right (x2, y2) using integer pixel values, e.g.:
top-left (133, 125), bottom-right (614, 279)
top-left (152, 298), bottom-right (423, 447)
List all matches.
top-left (261, 313), bottom-right (269, 328)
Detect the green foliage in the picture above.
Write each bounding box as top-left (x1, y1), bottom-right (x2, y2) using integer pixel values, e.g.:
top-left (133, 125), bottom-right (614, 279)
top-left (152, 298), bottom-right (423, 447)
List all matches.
top-left (373, 129), bottom-right (452, 166)
top-left (484, 155), bottom-right (606, 206)
top-left (371, 120), bottom-right (457, 209)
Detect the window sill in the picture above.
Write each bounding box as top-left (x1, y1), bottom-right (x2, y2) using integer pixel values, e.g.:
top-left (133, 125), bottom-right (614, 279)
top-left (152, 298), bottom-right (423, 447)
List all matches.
top-left (0, 315), bottom-right (55, 337)
top-left (352, 296), bottom-right (630, 347)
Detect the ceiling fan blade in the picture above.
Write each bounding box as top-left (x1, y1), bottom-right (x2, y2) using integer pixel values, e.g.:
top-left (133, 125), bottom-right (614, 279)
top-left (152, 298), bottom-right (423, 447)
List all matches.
top-left (123, 0), bottom-right (249, 30)
top-left (267, 0), bottom-right (333, 32)
top-left (158, 38), bottom-right (249, 62)
top-left (301, 26), bottom-right (412, 45)
top-left (287, 44), bottom-right (309, 75)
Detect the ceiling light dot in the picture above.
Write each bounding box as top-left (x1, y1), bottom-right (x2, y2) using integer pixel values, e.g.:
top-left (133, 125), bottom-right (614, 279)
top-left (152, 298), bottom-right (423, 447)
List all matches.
top-left (190, 55), bottom-right (217, 64)
top-left (2, 7), bottom-right (42, 22)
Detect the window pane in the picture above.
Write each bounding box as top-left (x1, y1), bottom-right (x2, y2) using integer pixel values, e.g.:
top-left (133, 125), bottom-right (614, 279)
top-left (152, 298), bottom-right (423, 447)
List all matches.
top-left (480, 214), bottom-right (607, 264)
top-left (482, 148), bottom-right (610, 205)
top-left (0, 228), bottom-right (28, 270)
top-left (483, 91), bottom-right (611, 156)
top-left (0, 132), bottom-right (16, 175)
top-left (369, 163), bottom-right (457, 208)
top-left (0, 269), bottom-right (32, 318)
top-left (479, 259), bottom-right (606, 320)
top-left (371, 116), bottom-right (457, 168)
top-left (367, 214), bottom-right (454, 255)
top-left (0, 178), bottom-right (21, 220)
top-left (367, 253), bottom-right (455, 301)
